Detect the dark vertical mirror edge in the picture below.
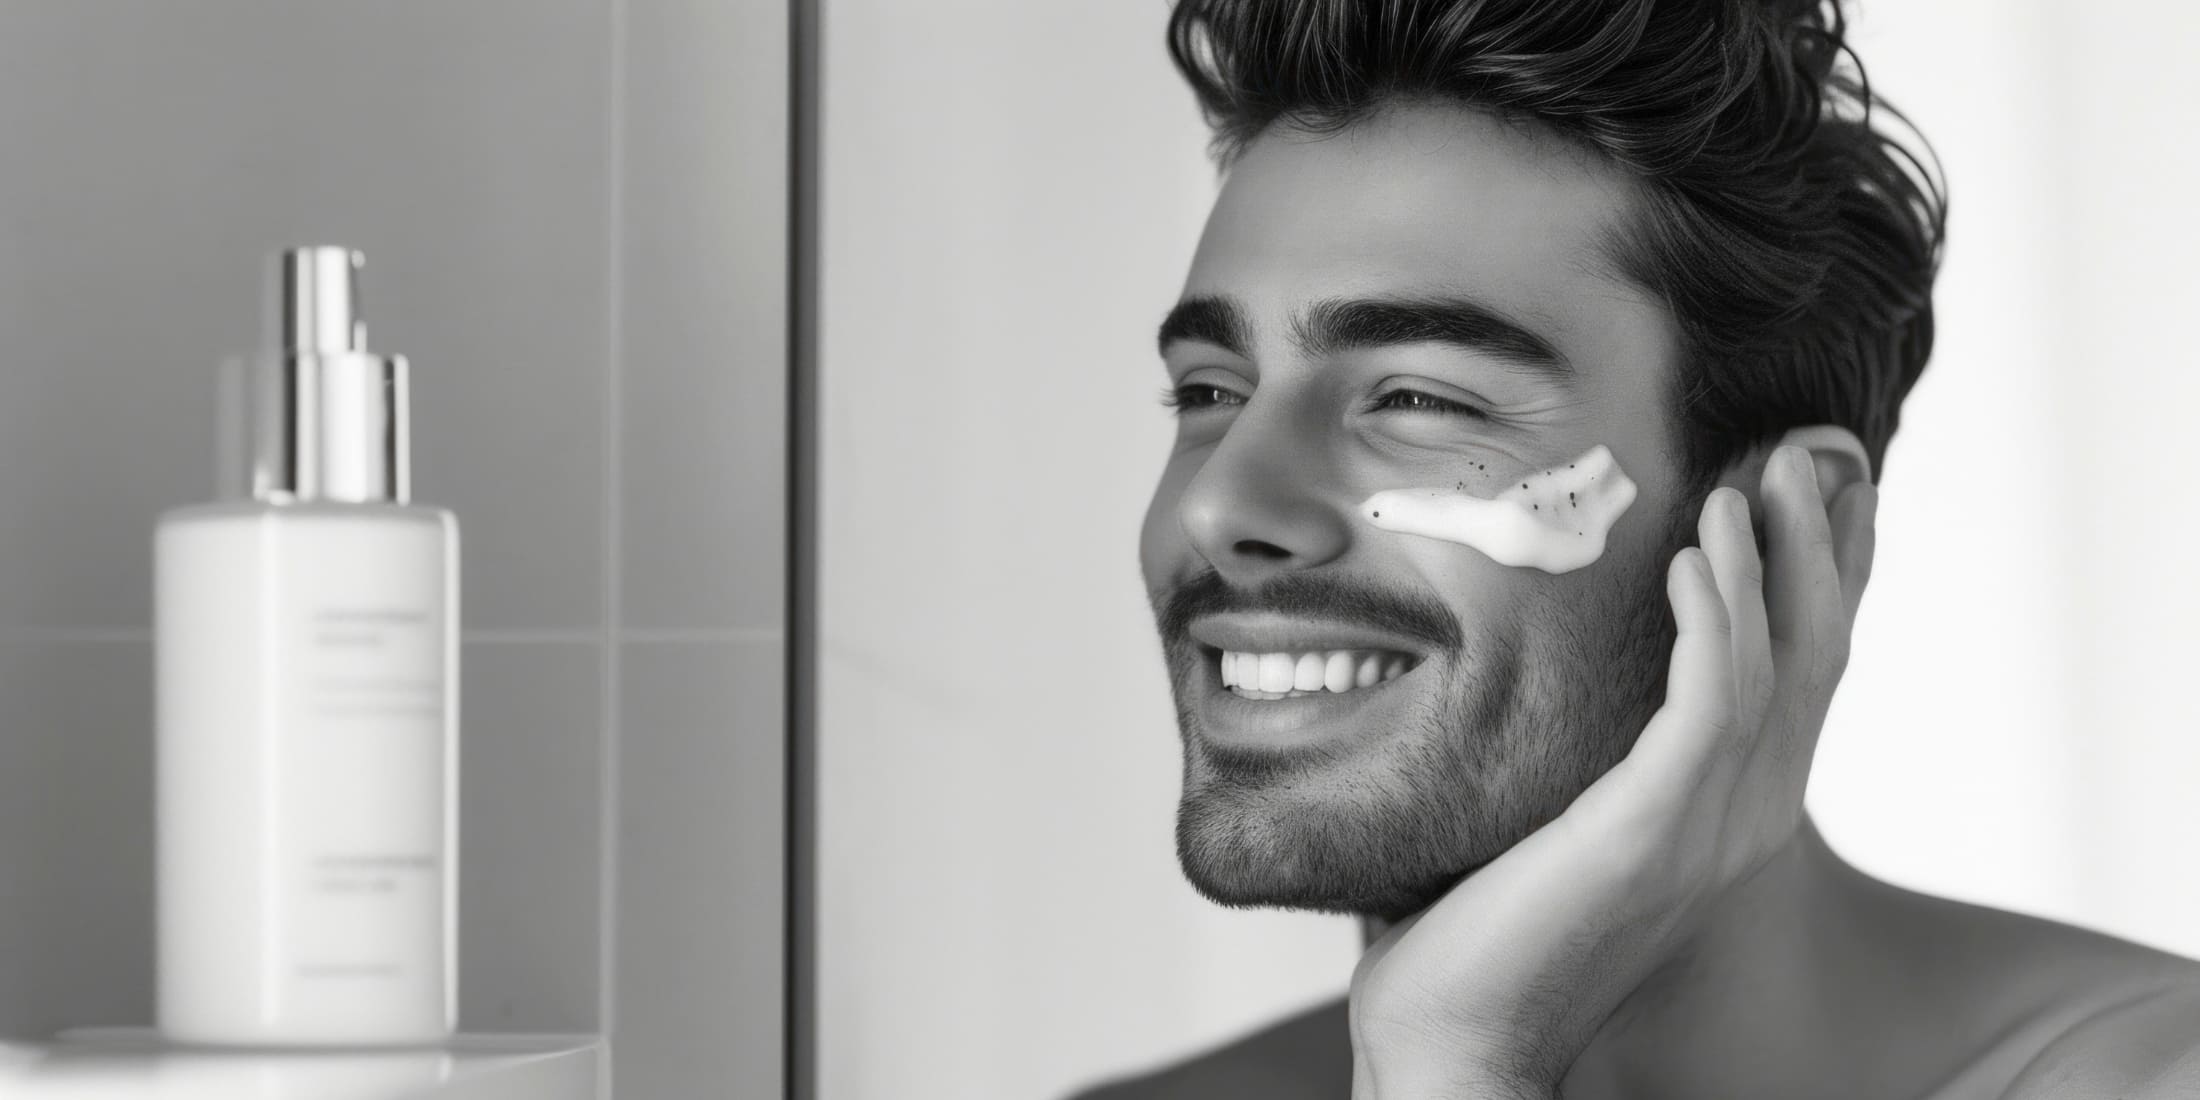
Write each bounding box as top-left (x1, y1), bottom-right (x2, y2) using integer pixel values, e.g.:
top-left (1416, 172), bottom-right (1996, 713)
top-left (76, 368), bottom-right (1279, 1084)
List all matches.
top-left (786, 0), bottom-right (820, 1096)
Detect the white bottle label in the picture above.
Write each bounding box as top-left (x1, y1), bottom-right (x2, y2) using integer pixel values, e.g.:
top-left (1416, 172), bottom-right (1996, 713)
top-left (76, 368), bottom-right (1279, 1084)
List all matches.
top-left (156, 504), bottom-right (457, 1043)
top-left (289, 591), bottom-right (444, 984)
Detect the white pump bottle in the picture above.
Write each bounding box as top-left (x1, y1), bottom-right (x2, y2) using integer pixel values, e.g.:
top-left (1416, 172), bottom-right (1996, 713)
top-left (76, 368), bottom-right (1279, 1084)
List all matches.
top-left (154, 246), bottom-right (459, 1046)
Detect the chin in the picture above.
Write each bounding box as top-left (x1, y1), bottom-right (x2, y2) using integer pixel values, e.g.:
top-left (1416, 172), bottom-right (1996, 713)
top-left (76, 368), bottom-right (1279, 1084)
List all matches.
top-left (1172, 822), bottom-right (1467, 923)
top-left (1172, 736), bottom-right (1486, 922)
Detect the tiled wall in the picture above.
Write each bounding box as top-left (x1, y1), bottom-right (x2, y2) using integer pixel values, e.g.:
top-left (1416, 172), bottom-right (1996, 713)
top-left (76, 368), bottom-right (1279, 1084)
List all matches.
top-left (0, 3), bottom-right (786, 1096)
top-left (611, 1), bottom-right (790, 1095)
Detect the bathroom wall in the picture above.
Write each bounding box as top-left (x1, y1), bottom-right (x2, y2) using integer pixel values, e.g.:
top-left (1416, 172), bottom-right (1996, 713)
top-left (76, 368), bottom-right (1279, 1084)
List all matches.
top-left (1809, 0), bottom-right (2200, 956)
top-left (0, 3), bottom-right (787, 1097)
top-left (2028, 0), bottom-right (2200, 952)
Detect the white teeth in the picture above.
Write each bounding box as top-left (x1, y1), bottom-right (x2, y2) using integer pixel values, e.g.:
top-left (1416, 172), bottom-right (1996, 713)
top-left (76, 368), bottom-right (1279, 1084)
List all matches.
top-left (1218, 648), bottom-right (1418, 697)
top-left (1355, 653), bottom-right (1382, 688)
top-left (1293, 653), bottom-right (1326, 691)
top-left (1323, 651), bottom-right (1354, 693)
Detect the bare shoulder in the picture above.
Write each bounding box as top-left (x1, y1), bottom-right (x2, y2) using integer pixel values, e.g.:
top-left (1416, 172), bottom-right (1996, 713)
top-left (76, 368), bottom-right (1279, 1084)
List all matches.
top-left (1865, 875), bottom-right (2200, 1100)
top-left (1059, 996), bottom-right (1350, 1100)
top-left (1999, 980), bottom-right (2200, 1099)
top-left (1854, 875), bottom-right (2200, 1099)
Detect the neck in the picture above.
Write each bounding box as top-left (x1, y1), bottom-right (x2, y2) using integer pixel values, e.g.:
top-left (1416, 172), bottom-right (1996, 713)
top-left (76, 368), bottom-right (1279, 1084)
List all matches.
top-left (1361, 816), bottom-right (1880, 1100)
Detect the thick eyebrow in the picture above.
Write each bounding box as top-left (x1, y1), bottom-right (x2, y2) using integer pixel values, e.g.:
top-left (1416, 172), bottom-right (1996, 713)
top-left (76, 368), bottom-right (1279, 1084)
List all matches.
top-left (1157, 292), bottom-right (1572, 385)
top-left (1156, 295), bottom-right (1252, 359)
top-left (1293, 295), bottom-right (1572, 383)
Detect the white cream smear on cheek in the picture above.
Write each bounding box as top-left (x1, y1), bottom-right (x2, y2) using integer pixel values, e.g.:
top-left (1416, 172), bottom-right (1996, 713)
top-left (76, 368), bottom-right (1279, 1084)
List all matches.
top-left (1358, 444), bottom-right (1639, 574)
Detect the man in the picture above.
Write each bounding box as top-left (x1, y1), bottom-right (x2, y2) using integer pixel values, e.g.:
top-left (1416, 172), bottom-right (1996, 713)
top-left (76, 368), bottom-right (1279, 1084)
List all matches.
top-left (1078, 0), bottom-right (2200, 1097)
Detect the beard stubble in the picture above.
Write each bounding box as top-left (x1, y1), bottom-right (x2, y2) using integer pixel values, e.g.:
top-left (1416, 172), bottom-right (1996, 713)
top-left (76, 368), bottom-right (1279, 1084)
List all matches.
top-left (1162, 524), bottom-right (1686, 924)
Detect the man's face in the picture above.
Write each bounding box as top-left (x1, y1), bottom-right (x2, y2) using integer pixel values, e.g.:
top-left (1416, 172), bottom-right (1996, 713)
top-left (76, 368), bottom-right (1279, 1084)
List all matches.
top-left (1140, 102), bottom-right (1702, 922)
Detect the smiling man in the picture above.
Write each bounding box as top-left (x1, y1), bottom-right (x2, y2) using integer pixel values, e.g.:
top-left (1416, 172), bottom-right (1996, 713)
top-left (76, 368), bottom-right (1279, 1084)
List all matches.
top-left (1073, 1), bottom-right (2200, 1098)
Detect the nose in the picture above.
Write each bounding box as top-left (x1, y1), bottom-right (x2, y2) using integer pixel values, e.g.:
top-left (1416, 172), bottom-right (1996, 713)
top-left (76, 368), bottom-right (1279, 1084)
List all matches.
top-left (1176, 404), bottom-right (1352, 586)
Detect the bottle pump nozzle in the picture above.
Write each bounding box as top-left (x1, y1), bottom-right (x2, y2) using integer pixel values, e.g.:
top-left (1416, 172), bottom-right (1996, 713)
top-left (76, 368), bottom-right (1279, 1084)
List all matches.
top-left (277, 245), bottom-right (368, 356)
top-left (225, 246), bottom-right (411, 504)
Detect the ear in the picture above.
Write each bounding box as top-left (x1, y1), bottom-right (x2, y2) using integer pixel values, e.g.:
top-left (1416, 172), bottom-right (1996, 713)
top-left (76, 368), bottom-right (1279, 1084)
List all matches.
top-left (1717, 425), bottom-right (1873, 507)
top-left (1716, 425), bottom-right (1874, 559)
top-left (1773, 425), bottom-right (1873, 505)
top-left (1724, 426), bottom-right (1878, 621)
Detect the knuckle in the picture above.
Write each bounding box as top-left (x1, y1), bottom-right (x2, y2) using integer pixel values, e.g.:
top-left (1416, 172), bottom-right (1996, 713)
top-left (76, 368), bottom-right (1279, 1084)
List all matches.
top-left (1732, 664), bottom-right (1773, 718)
top-left (1716, 728), bottom-right (1755, 775)
top-left (1697, 701), bottom-right (1738, 743)
top-left (1760, 721), bottom-right (1803, 772)
top-left (1707, 713), bottom-right (1754, 772)
top-left (1736, 555), bottom-right (1764, 593)
top-left (1800, 634), bottom-right (1849, 695)
top-left (1815, 655), bottom-right (1848, 694)
top-left (1746, 667), bottom-right (1778, 708)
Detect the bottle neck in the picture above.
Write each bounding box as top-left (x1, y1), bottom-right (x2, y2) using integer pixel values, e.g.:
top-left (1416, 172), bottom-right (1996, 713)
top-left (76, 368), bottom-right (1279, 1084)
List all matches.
top-left (232, 351), bottom-right (410, 505)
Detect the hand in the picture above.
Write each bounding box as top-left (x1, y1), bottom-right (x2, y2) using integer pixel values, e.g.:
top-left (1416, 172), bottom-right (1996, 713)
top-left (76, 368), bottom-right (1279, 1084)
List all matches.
top-left (1346, 444), bottom-right (1880, 1100)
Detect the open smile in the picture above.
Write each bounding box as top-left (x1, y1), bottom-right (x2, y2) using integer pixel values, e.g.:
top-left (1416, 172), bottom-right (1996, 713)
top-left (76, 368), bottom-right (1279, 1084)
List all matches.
top-left (1216, 647), bottom-right (1421, 699)
top-left (1186, 614), bottom-right (1437, 748)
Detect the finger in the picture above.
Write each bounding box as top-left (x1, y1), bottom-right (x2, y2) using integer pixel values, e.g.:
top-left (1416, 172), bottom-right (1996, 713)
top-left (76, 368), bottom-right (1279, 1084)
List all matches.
top-left (1760, 446), bottom-right (1845, 655)
top-left (1614, 545), bottom-right (1738, 795)
top-left (1749, 446), bottom-right (1848, 806)
top-left (1750, 467), bottom-right (1875, 839)
top-left (1699, 485), bottom-right (1772, 727)
top-left (1830, 480), bottom-right (1879, 627)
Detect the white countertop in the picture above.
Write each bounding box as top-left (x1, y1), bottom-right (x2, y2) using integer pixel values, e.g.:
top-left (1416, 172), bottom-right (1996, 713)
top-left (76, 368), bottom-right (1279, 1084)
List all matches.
top-left (0, 1028), bottom-right (601, 1099)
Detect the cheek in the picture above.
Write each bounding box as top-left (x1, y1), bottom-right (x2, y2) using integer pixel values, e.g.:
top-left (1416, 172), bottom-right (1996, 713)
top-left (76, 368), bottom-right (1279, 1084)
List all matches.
top-left (1381, 536), bottom-right (1534, 647)
top-left (1603, 482), bottom-right (1694, 575)
top-left (1385, 533), bottom-right (1484, 596)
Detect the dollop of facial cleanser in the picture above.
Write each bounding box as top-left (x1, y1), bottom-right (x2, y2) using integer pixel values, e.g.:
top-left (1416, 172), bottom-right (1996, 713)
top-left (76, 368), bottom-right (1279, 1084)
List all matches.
top-left (1359, 444), bottom-right (1638, 573)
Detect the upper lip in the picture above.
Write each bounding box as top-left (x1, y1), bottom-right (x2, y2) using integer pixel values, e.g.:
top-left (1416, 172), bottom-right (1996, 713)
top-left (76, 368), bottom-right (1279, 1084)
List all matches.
top-left (1188, 612), bottom-right (1433, 658)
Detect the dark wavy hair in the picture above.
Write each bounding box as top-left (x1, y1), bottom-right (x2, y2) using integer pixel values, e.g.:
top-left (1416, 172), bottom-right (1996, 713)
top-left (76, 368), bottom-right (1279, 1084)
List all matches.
top-left (1166, 0), bottom-right (1946, 493)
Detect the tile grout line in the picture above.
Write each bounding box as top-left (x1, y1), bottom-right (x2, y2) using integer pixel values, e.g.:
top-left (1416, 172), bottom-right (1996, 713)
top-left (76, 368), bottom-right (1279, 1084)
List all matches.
top-left (466, 630), bottom-right (597, 643)
top-left (619, 627), bottom-right (782, 644)
top-left (0, 628), bottom-right (155, 643)
top-left (601, 0), bottom-right (628, 1081)
top-left (0, 627), bottom-right (775, 644)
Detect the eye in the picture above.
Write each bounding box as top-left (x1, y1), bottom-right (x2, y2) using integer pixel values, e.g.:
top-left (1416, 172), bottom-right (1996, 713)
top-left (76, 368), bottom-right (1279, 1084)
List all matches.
top-left (1368, 388), bottom-right (1487, 419)
top-left (1159, 383), bottom-right (1246, 414)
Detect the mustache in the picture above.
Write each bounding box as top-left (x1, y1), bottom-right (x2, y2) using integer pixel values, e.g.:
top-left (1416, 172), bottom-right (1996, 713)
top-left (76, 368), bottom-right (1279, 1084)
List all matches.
top-left (1155, 567), bottom-right (1464, 653)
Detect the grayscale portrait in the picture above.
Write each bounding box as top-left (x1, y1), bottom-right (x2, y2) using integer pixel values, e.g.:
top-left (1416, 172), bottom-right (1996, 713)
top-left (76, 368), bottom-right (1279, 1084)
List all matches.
top-left (0, 2), bottom-right (2195, 1099)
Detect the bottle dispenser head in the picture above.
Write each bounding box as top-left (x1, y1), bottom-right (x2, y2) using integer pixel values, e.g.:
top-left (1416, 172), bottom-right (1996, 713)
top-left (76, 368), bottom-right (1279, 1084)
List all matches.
top-left (222, 246), bottom-right (411, 504)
